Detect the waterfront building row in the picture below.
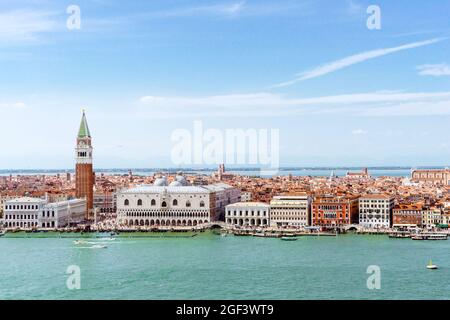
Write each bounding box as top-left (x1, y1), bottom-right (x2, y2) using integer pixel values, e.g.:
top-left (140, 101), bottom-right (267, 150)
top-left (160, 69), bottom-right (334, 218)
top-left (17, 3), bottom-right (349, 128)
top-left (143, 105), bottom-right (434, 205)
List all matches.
top-left (225, 193), bottom-right (447, 230)
top-left (393, 203), bottom-right (444, 229)
top-left (1, 197), bottom-right (86, 229)
top-left (225, 194), bottom-right (310, 228)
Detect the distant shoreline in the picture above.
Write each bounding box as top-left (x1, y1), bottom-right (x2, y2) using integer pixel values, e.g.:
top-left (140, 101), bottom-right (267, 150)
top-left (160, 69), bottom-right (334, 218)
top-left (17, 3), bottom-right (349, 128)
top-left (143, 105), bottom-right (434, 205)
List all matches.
top-left (0, 166), bottom-right (448, 175)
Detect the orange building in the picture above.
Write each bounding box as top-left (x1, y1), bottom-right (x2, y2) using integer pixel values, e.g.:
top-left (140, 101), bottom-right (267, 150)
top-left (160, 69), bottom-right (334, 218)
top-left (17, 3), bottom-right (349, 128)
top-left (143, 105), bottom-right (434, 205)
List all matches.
top-left (311, 195), bottom-right (359, 229)
top-left (75, 110), bottom-right (94, 220)
top-left (392, 203), bottom-right (424, 228)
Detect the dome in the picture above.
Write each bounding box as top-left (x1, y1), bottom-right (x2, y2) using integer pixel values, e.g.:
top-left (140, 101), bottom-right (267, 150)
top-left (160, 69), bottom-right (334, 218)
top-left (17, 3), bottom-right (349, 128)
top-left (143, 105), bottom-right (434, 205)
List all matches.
top-left (175, 175), bottom-right (188, 186)
top-left (153, 176), bottom-right (168, 186)
top-left (169, 181), bottom-right (183, 187)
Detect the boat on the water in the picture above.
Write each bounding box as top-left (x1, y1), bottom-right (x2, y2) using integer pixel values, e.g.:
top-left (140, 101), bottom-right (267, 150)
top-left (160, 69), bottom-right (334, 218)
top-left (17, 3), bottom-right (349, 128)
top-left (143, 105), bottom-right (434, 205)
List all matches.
top-left (389, 231), bottom-right (411, 238)
top-left (411, 233), bottom-right (448, 241)
top-left (0, 230), bottom-right (5, 237)
top-left (281, 236), bottom-right (298, 241)
top-left (91, 244), bottom-right (107, 249)
top-left (73, 240), bottom-right (88, 245)
top-left (253, 233), bottom-right (267, 238)
top-left (427, 260), bottom-right (438, 270)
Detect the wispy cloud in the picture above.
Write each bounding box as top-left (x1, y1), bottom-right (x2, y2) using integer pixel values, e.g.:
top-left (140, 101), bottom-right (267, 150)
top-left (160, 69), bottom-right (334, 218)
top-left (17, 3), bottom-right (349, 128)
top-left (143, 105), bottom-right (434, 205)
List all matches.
top-left (71, 1), bottom-right (312, 35)
top-left (0, 101), bottom-right (26, 109)
top-left (0, 10), bottom-right (59, 43)
top-left (138, 90), bottom-right (450, 118)
top-left (417, 63), bottom-right (450, 76)
top-left (149, 1), bottom-right (246, 18)
top-left (272, 38), bottom-right (446, 88)
top-left (135, 0), bottom-right (311, 20)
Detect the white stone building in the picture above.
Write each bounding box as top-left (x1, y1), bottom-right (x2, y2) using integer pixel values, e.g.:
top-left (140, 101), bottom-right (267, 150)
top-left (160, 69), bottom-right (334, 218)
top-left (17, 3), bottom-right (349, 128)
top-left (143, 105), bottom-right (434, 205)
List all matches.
top-left (40, 199), bottom-right (86, 228)
top-left (2, 197), bottom-right (45, 228)
top-left (116, 177), bottom-right (240, 227)
top-left (422, 209), bottom-right (442, 229)
top-left (0, 194), bottom-right (17, 218)
top-left (269, 194), bottom-right (311, 228)
top-left (225, 202), bottom-right (270, 227)
top-left (2, 197), bottom-right (86, 229)
top-left (358, 194), bottom-right (395, 229)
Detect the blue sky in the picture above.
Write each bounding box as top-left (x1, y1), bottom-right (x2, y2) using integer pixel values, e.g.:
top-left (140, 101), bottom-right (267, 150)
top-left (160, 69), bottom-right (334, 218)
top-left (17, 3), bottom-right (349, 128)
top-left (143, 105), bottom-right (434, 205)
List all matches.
top-left (1, 0), bottom-right (450, 169)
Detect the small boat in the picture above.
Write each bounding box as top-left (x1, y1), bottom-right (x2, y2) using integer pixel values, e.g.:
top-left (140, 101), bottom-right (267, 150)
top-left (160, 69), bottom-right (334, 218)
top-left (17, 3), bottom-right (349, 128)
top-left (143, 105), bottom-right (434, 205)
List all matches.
top-left (91, 244), bottom-right (107, 249)
top-left (0, 230), bottom-right (5, 237)
top-left (253, 233), bottom-right (267, 238)
top-left (73, 240), bottom-right (88, 245)
top-left (427, 260), bottom-right (438, 270)
top-left (281, 236), bottom-right (298, 241)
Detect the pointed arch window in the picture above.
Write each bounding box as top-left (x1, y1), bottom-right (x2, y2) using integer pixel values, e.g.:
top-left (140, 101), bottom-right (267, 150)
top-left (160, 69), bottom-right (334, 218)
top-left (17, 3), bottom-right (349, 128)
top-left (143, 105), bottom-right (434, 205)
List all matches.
top-left (200, 201), bottom-right (205, 208)
top-left (124, 199), bottom-right (129, 206)
top-left (151, 199), bottom-right (156, 206)
top-left (137, 199), bottom-right (143, 206)
top-left (186, 201), bottom-right (191, 208)
top-left (173, 199), bottom-right (178, 206)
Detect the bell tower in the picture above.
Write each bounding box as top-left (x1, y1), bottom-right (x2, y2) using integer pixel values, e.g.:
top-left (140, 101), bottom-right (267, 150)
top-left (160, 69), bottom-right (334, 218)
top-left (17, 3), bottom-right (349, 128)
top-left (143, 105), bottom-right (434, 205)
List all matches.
top-left (75, 109), bottom-right (94, 220)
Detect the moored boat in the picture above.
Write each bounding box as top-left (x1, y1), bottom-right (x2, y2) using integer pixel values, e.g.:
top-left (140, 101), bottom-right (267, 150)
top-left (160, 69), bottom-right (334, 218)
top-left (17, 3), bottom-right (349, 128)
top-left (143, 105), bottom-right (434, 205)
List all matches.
top-left (281, 236), bottom-right (298, 241)
top-left (411, 233), bottom-right (448, 241)
top-left (253, 232), bottom-right (267, 238)
top-left (389, 231), bottom-right (411, 238)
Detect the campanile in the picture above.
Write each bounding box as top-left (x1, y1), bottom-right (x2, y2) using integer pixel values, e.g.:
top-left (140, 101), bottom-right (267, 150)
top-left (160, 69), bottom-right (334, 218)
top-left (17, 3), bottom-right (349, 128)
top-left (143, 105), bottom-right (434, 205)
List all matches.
top-left (75, 110), bottom-right (94, 220)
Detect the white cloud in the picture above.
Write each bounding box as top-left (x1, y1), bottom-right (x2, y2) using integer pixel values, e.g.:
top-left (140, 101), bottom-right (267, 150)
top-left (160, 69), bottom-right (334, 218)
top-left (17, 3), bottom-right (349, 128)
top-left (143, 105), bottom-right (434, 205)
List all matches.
top-left (0, 10), bottom-right (59, 43)
top-left (138, 90), bottom-right (450, 118)
top-left (352, 129), bottom-right (366, 135)
top-left (417, 63), bottom-right (450, 76)
top-left (272, 38), bottom-right (446, 88)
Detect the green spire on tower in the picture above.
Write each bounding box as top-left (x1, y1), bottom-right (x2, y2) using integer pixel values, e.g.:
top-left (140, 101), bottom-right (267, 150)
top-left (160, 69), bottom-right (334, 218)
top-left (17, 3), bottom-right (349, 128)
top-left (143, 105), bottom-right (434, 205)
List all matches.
top-left (78, 109), bottom-right (91, 138)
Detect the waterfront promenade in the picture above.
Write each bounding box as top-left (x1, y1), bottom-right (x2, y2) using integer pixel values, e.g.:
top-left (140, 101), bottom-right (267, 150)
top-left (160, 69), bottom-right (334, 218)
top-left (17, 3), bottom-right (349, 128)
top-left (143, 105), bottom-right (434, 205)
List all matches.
top-left (2, 222), bottom-right (448, 237)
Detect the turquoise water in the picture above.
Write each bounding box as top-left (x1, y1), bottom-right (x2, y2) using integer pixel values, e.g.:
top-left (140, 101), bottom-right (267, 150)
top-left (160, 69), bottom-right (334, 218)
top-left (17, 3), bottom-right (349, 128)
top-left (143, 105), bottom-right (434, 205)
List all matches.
top-left (0, 232), bottom-right (449, 300)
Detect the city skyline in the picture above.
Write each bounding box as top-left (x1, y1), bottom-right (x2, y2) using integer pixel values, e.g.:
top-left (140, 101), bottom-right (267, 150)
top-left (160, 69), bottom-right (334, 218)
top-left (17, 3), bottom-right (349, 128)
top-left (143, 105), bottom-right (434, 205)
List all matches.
top-left (1, 0), bottom-right (450, 169)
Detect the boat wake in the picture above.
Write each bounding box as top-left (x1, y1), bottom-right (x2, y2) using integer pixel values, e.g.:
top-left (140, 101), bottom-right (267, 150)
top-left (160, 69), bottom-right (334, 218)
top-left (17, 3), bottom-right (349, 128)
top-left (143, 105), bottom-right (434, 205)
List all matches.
top-left (74, 244), bottom-right (108, 249)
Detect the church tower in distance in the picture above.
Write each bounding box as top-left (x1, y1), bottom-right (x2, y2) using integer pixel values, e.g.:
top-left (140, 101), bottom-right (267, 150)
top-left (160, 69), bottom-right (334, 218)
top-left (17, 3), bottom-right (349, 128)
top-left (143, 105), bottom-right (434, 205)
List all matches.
top-left (75, 110), bottom-right (94, 220)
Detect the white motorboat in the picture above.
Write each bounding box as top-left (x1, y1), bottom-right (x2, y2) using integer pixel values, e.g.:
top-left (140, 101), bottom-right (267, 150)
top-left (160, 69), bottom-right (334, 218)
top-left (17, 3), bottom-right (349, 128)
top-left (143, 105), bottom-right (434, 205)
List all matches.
top-left (73, 240), bottom-right (88, 245)
top-left (91, 244), bottom-right (107, 249)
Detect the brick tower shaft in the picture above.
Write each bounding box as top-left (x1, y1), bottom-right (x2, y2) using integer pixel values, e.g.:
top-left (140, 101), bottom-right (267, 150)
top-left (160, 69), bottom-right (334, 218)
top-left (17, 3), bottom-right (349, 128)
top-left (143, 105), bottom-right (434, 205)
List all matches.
top-left (75, 110), bottom-right (94, 220)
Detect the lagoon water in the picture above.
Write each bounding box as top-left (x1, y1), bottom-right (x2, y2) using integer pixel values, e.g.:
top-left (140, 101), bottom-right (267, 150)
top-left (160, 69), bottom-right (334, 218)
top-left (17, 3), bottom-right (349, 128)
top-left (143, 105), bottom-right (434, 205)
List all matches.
top-left (0, 232), bottom-right (449, 300)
